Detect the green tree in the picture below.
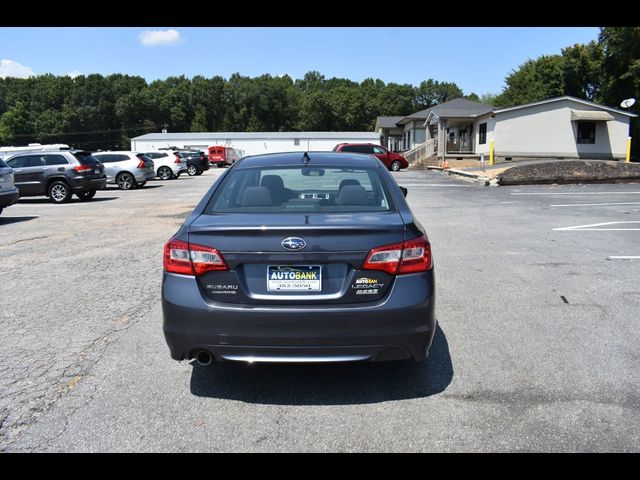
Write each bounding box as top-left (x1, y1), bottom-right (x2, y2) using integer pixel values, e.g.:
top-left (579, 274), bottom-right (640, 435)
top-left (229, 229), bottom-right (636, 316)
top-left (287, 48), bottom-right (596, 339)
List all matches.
top-left (498, 55), bottom-right (566, 107)
top-left (561, 41), bottom-right (603, 101)
top-left (414, 79), bottom-right (464, 109)
top-left (599, 27), bottom-right (640, 159)
top-left (0, 101), bottom-right (31, 144)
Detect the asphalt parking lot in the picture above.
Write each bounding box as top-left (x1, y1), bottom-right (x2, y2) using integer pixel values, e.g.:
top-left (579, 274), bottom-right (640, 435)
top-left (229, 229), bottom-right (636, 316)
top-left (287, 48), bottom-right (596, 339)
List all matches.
top-left (1, 168), bottom-right (639, 452)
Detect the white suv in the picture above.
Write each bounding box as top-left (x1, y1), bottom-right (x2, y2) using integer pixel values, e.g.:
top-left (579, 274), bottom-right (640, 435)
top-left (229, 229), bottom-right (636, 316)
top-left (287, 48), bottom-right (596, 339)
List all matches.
top-left (144, 151), bottom-right (188, 180)
top-left (93, 151), bottom-right (156, 190)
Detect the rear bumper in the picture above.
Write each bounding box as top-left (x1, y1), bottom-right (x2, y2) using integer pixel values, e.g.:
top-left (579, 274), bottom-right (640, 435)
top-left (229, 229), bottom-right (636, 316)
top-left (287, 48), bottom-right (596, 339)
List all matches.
top-left (136, 171), bottom-right (156, 182)
top-left (0, 187), bottom-right (20, 208)
top-left (71, 176), bottom-right (107, 192)
top-left (162, 271), bottom-right (436, 362)
top-left (190, 161), bottom-right (210, 171)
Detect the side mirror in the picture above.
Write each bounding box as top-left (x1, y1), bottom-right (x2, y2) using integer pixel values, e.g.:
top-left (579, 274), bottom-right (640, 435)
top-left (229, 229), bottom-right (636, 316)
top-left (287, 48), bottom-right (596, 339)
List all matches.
top-left (399, 186), bottom-right (408, 197)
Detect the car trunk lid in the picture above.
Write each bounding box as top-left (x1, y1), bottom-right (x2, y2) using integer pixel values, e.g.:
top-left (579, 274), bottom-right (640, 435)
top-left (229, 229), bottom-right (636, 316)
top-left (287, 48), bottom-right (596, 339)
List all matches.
top-left (189, 212), bottom-right (404, 304)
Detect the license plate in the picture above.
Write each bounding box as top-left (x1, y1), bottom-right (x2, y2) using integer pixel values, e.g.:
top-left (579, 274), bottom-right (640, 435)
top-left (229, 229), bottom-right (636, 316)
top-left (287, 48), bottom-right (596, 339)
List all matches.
top-left (267, 265), bottom-right (321, 292)
top-left (94, 168), bottom-right (101, 173)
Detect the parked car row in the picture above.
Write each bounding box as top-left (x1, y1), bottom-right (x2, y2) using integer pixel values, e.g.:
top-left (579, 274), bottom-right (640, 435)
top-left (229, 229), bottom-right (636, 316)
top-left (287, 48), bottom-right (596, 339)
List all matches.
top-left (0, 148), bottom-right (210, 213)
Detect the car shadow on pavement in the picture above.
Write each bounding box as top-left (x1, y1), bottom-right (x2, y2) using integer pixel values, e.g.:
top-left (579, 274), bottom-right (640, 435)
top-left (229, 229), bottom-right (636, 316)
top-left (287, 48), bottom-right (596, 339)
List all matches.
top-left (103, 185), bottom-right (163, 191)
top-left (17, 197), bottom-right (119, 204)
top-left (189, 323), bottom-right (453, 405)
top-left (0, 215), bottom-right (39, 225)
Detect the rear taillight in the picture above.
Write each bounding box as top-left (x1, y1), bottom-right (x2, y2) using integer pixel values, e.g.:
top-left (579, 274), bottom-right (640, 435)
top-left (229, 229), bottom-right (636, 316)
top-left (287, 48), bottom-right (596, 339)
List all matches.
top-left (163, 238), bottom-right (228, 276)
top-left (74, 165), bottom-right (93, 173)
top-left (137, 159), bottom-right (146, 168)
top-left (362, 235), bottom-right (432, 275)
top-left (174, 154), bottom-right (182, 164)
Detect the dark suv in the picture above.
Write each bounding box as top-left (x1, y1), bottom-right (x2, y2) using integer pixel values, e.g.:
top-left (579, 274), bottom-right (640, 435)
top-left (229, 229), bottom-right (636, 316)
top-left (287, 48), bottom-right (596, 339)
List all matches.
top-left (333, 143), bottom-right (409, 171)
top-left (5, 150), bottom-right (107, 203)
top-left (176, 150), bottom-right (210, 176)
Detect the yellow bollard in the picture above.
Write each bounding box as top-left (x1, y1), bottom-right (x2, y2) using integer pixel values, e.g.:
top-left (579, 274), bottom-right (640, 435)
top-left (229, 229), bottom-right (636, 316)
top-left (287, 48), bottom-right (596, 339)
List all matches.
top-left (626, 136), bottom-right (632, 163)
top-left (489, 140), bottom-right (495, 166)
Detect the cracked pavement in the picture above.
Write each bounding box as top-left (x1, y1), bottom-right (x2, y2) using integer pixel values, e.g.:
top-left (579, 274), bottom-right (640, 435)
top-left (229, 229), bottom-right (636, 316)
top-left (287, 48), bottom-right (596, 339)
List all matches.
top-left (1, 169), bottom-right (640, 451)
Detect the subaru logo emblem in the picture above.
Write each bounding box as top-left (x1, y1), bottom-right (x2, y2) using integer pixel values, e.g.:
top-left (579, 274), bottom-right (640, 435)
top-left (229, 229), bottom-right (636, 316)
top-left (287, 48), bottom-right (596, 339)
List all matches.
top-left (281, 237), bottom-right (306, 251)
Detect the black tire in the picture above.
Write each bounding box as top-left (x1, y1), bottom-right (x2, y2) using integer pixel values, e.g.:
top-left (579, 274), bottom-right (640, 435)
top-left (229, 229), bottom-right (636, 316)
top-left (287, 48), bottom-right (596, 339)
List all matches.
top-left (158, 167), bottom-right (173, 181)
top-left (0, 207), bottom-right (3, 215)
top-left (116, 172), bottom-right (135, 190)
top-left (390, 160), bottom-right (402, 172)
top-left (136, 181), bottom-right (147, 188)
top-left (195, 171), bottom-right (203, 176)
top-left (48, 181), bottom-right (72, 203)
top-left (187, 165), bottom-right (198, 176)
top-left (77, 190), bottom-right (96, 201)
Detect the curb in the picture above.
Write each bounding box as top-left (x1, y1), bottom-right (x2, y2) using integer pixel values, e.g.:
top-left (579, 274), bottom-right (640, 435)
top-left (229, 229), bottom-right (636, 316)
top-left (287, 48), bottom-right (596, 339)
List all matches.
top-left (439, 167), bottom-right (492, 186)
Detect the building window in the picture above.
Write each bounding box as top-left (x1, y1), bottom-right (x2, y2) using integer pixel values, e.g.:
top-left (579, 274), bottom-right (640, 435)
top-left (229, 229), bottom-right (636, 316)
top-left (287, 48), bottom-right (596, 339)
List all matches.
top-left (294, 139), bottom-right (300, 146)
top-left (479, 123), bottom-right (487, 144)
top-left (577, 121), bottom-right (596, 144)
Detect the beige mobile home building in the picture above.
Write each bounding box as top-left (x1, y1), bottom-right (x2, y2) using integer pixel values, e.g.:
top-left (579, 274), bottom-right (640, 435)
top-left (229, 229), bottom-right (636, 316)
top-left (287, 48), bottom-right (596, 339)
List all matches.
top-left (377, 96), bottom-right (636, 164)
top-left (475, 97), bottom-right (635, 161)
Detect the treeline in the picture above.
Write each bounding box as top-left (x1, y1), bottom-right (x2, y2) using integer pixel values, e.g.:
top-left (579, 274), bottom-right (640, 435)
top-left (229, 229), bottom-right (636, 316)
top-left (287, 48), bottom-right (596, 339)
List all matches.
top-left (0, 71), bottom-right (472, 150)
top-left (0, 27), bottom-right (638, 154)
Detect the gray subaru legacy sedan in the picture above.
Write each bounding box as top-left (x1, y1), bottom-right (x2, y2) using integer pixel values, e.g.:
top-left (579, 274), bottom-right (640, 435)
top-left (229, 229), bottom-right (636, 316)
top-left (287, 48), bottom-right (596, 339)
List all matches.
top-left (162, 152), bottom-right (435, 365)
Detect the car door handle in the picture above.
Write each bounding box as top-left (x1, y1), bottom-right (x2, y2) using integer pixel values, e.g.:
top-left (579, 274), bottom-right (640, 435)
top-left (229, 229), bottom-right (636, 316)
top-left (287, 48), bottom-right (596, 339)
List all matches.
top-left (13, 169), bottom-right (23, 173)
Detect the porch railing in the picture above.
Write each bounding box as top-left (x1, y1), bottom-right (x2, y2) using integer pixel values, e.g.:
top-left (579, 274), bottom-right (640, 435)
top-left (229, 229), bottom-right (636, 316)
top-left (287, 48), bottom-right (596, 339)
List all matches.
top-left (446, 137), bottom-right (475, 153)
top-left (403, 139), bottom-right (436, 165)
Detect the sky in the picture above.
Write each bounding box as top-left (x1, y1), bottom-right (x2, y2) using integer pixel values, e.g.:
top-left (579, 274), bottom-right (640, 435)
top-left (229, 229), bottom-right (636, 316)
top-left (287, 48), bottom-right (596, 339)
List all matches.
top-left (0, 27), bottom-right (600, 95)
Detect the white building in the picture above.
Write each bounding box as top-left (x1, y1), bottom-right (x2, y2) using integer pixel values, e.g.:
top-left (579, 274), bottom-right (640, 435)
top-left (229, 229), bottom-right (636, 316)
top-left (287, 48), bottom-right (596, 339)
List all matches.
top-left (130, 132), bottom-right (380, 157)
top-left (377, 96), bottom-right (636, 163)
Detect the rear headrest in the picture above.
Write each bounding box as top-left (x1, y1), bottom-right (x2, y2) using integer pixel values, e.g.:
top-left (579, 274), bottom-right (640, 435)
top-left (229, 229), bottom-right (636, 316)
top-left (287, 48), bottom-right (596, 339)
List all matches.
top-left (261, 175), bottom-right (285, 191)
top-left (339, 179), bottom-right (361, 190)
top-left (240, 186), bottom-right (272, 207)
top-left (334, 185), bottom-right (370, 206)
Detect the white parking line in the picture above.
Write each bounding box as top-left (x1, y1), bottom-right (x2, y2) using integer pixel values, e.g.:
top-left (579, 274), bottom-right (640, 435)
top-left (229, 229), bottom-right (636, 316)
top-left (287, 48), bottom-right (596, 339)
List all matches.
top-left (512, 191), bottom-right (640, 196)
top-left (554, 221), bottom-right (640, 231)
top-left (551, 202), bottom-right (640, 207)
top-left (608, 256), bottom-right (640, 259)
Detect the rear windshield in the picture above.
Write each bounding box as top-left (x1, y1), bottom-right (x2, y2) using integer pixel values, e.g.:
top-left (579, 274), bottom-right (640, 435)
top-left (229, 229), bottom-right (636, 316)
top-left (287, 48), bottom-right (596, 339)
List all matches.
top-left (206, 166), bottom-right (394, 213)
top-left (73, 152), bottom-right (101, 165)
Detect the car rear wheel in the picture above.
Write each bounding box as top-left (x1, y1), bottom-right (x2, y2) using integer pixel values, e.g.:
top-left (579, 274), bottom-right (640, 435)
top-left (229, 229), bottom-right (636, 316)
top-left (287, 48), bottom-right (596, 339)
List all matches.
top-left (116, 172), bottom-right (135, 190)
top-left (77, 190), bottom-right (96, 201)
top-left (195, 171), bottom-right (203, 175)
top-left (48, 181), bottom-right (72, 203)
top-left (390, 160), bottom-right (402, 172)
top-left (187, 165), bottom-right (198, 176)
top-left (158, 167), bottom-right (173, 180)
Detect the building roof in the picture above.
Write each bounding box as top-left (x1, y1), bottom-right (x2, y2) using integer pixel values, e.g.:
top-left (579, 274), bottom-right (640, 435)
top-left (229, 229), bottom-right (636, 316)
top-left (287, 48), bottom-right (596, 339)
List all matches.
top-left (494, 95), bottom-right (637, 117)
top-left (398, 98), bottom-right (494, 126)
top-left (396, 108), bottom-right (432, 125)
top-left (374, 116), bottom-right (405, 130)
top-left (430, 98), bottom-right (494, 118)
top-left (131, 132), bottom-right (379, 141)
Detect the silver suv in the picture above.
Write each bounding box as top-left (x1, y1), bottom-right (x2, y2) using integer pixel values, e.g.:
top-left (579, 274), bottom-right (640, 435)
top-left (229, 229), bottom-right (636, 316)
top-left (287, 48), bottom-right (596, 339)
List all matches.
top-left (5, 150), bottom-right (106, 203)
top-left (0, 158), bottom-right (20, 215)
top-left (144, 151), bottom-right (188, 180)
top-left (92, 151), bottom-right (155, 190)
